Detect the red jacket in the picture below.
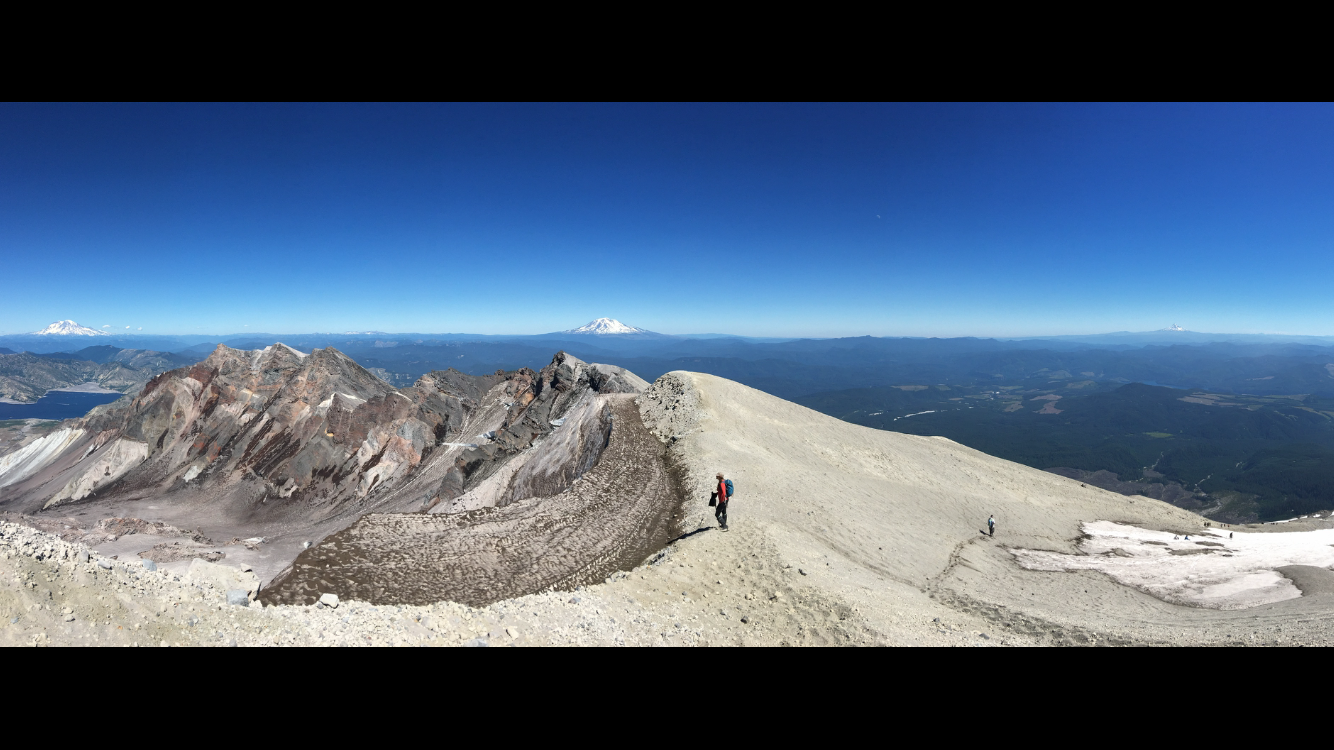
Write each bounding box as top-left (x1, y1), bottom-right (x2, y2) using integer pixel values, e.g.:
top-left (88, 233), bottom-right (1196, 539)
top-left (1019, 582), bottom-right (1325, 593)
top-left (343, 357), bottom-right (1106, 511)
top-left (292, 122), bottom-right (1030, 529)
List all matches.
top-left (717, 479), bottom-right (728, 504)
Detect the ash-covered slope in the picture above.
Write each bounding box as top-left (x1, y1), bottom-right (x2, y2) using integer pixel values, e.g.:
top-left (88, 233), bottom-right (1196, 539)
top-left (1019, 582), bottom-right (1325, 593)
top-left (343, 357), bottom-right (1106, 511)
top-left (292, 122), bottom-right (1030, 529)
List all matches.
top-left (631, 372), bottom-right (1334, 644)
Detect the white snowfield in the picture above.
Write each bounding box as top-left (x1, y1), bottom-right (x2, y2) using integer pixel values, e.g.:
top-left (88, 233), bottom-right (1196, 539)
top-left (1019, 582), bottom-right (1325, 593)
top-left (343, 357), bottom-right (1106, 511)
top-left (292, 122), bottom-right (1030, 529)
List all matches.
top-left (1013, 521), bottom-right (1334, 610)
top-left (30, 320), bottom-right (109, 336)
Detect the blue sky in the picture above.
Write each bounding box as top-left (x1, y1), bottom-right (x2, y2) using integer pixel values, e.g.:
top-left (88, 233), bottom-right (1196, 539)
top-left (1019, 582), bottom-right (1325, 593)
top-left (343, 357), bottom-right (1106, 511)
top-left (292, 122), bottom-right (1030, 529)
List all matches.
top-left (3, 102), bottom-right (1333, 338)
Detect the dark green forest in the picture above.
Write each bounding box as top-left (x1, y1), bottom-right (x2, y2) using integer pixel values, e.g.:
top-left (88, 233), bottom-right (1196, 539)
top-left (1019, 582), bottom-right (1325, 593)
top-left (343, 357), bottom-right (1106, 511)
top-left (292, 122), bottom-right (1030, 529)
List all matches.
top-left (797, 382), bottom-right (1334, 523)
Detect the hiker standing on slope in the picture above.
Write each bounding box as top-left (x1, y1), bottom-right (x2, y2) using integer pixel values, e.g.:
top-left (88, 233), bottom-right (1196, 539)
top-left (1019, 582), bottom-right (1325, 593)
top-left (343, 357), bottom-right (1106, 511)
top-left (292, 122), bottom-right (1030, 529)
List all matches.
top-left (712, 472), bottom-right (732, 532)
top-left (988, 515), bottom-right (995, 537)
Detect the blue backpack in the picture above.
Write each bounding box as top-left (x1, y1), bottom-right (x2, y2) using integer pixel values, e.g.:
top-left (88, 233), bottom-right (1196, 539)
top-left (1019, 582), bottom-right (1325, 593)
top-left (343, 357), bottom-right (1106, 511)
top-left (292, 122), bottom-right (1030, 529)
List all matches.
top-left (724, 479), bottom-right (734, 498)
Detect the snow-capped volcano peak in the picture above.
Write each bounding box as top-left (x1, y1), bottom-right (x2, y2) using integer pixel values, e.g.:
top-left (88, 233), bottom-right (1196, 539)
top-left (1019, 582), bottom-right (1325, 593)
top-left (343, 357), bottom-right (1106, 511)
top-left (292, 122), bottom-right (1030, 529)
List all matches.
top-left (1160, 324), bottom-right (1186, 332)
top-left (566, 318), bottom-right (647, 335)
top-left (31, 320), bottom-right (109, 336)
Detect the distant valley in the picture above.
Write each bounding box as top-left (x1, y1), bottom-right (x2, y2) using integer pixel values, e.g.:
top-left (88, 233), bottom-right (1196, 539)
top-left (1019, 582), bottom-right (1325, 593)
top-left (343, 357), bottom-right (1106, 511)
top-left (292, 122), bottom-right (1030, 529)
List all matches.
top-left (7, 319), bottom-right (1334, 524)
top-left (0, 345), bottom-right (194, 405)
top-left (797, 381), bottom-right (1334, 524)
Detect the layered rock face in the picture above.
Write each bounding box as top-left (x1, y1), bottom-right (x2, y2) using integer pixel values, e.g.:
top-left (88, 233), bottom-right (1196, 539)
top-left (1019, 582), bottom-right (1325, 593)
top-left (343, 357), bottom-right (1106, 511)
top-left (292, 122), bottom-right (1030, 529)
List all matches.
top-left (425, 351), bottom-right (649, 510)
top-left (0, 345), bottom-right (647, 525)
top-left (0, 344), bottom-right (663, 601)
top-left (28, 343), bottom-right (457, 508)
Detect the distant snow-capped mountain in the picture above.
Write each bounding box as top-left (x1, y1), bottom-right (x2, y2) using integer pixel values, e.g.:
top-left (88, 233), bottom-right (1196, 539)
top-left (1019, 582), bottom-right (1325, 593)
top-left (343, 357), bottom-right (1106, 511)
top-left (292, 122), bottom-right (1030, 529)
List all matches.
top-left (564, 318), bottom-right (650, 335)
top-left (1159, 324), bottom-right (1186, 332)
top-left (32, 320), bottom-right (109, 336)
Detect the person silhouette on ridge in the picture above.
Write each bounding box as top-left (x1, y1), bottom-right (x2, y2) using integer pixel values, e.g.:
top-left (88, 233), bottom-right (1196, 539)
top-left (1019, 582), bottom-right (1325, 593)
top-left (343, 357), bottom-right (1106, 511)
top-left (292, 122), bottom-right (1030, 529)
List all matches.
top-left (988, 515), bottom-right (995, 537)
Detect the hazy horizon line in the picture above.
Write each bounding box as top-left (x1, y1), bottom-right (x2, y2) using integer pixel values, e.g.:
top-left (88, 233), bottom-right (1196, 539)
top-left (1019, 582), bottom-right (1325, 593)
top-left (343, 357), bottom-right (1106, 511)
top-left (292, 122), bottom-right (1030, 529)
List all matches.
top-left (6, 326), bottom-right (1334, 341)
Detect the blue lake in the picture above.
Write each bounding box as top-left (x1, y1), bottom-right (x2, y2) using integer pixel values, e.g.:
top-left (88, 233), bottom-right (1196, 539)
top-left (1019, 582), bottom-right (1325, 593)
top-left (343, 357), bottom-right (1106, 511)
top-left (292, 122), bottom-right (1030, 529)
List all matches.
top-left (0, 391), bottom-right (124, 421)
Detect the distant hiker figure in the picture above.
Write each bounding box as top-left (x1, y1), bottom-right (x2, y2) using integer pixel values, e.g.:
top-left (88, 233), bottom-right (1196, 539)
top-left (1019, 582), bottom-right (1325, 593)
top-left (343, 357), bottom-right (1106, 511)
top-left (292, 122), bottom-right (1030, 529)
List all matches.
top-left (711, 472), bottom-right (733, 531)
top-left (987, 515), bottom-right (995, 537)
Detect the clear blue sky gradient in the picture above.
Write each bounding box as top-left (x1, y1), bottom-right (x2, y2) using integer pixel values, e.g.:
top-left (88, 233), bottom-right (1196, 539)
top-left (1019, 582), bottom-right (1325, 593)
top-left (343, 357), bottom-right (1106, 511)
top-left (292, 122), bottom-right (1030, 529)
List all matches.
top-left (3, 102), bottom-right (1333, 338)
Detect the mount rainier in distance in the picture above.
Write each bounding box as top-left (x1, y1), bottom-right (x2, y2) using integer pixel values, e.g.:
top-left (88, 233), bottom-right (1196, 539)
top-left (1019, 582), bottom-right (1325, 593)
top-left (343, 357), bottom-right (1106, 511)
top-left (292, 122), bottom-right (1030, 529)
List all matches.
top-left (31, 320), bottom-right (110, 337)
top-left (562, 317), bottom-right (658, 336)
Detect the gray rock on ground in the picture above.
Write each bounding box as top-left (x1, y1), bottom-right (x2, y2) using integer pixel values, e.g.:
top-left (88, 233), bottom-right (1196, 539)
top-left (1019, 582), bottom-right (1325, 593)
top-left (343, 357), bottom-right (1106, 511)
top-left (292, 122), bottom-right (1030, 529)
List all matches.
top-left (188, 558), bottom-right (260, 600)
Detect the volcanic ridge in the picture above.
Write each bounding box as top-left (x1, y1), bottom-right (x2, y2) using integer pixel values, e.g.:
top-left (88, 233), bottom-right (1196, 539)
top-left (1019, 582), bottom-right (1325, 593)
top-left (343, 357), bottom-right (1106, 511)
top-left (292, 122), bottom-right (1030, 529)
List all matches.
top-left (4, 345), bottom-right (1334, 646)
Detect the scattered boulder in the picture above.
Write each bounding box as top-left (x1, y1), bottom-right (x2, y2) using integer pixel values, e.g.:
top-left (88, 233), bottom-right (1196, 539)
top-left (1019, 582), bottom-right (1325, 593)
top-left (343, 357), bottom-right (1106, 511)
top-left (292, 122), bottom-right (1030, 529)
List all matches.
top-left (140, 542), bottom-right (224, 563)
top-left (226, 589), bottom-right (250, 606)
top-left (187, 558), bottom-right (260, 600)
top-left (318, 593), bottom-right (340, 609)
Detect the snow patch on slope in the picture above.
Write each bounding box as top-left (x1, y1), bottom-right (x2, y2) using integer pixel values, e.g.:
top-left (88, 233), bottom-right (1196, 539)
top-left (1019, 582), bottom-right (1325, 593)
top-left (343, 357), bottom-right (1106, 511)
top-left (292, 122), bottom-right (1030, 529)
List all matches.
top-left (318, 393), bottom-right (366, 409)
top-left (1013, 521), bottom-right (1334, 609)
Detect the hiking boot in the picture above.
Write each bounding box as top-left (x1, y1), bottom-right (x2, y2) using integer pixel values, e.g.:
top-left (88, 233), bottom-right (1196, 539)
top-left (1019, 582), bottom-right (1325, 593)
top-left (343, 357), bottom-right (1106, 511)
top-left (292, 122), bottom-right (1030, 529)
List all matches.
top-left (721, 525), bottom-right (729, 532)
